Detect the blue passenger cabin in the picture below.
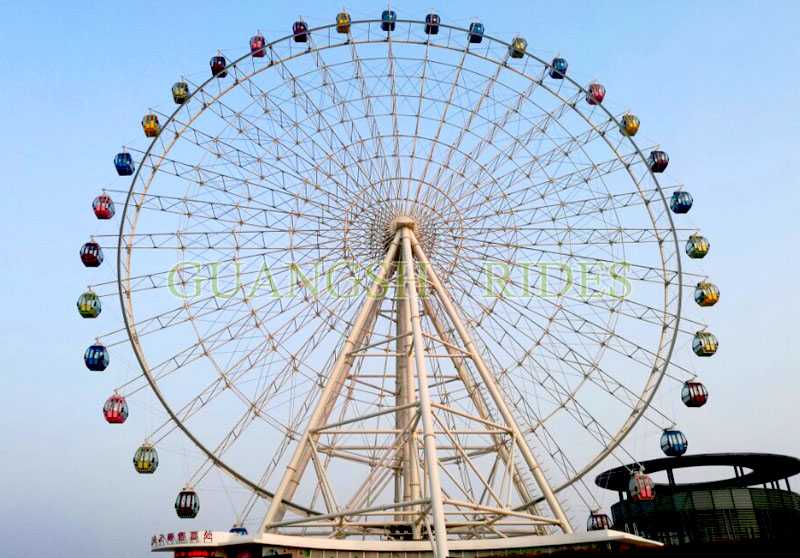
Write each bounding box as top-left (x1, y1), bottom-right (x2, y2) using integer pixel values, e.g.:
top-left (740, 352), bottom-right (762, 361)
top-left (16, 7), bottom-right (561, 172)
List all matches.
top-left (425, 13), bottom-right (440, 35)
top-left (381, 10), bottom-right (397, 32)
top-left (670, 190), bottom-right (693, 214)
top-left (468, 22), bottom-right (484, 43)
top-left (84, 343), bottom-right (110, 371)
top-left (549, 57), bottom-right (568, 79)
top-left (230, 526), bottom-right (248, 535)
top-left (114, 152), bottom-right (134, 176)
top-left (661, 429), bottom-right (688, 456)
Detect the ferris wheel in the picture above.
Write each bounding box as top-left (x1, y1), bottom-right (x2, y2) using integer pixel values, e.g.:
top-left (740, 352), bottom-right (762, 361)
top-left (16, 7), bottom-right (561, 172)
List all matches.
top-left (79, 11), bottom-right (719, 551)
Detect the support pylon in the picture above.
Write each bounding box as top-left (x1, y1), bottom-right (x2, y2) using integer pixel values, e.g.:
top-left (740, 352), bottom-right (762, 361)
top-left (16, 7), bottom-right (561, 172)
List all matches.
top-left (259, 218), bottom-right (572, 556)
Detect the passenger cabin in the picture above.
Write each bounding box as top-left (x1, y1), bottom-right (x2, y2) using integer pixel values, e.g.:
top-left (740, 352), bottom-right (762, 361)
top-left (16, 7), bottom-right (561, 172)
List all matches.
top-left (171, 81), bottom-right (189, 104)
top-left (229, 526), bottom-right (248, 536)
top-left (587, 513), bottom-right (611, 531)
top-left (670, 190), bottom-right (693, 214)
top-left (250, 33), bottom-right (266, 57)
top-left (175, 488), bottom-right (200, 518)
top-left (629, 471), bottom-right (655, 501)
top-left (694, 281), bottom-right (720, 307)
top-left (141, 113), bottom-right (161, 138)
top-left (509, 36), bottom-right (527, 58)
top-left (210, 55), bottom-right (228, 77)
top-left (648, 150), bottom-right (669, 173)
top-left (80, 241), bottom-right (103, 267)
top-left (84, 343), bottom-right (110, 371)
top-left (686, 234), bottom-right (710, 258)
top-left (468, 22), bottom-right (484, 43)
top-left (425, 13), bottom-right (440, 35)
top-left (381, 10), bottom-right (397, 32)
top-left (134, 444), bottom-right (159, 474)
top-left (661, 429), bottom-right (688, 456)
top-left (103, 394), bottom-right (128, 424)
top-left (549, 57), bottom-right (568, 79)
top-left (586, 83), bottom-right (606, 105)
top-left (114, 152), bottom-right (134, 176)
top-left (619, 114), bottom-right (640, 137)
top-left (682, 380), bottom-right (709, 407)
top-left (93, 194), bottom-right (115, 219)
top-left (293, 21), bottom-right (309, 42)
top-left (336, 12), bottom-right (351, 33)
top-left (692, 330), bottom-right (718, 357)
top-left (77, 291), bottom-right (101, 318)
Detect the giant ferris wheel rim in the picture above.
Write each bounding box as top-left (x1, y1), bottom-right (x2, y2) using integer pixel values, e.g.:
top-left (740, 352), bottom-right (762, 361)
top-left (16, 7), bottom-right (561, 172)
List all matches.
top-left (114, 17), bottom-right (684, 508)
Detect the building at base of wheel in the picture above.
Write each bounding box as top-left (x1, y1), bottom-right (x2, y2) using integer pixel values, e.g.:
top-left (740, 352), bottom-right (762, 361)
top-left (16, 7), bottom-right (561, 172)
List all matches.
top-left (595, 452), bottom-right (800, 546)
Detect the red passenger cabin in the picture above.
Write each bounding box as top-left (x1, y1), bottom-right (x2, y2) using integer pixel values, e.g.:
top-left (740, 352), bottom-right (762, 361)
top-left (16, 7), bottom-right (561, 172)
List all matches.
top-left (210, 55), bottom-right (228, 78)
top-left (629, 471), bottom-right (655, 501)
top-left (93, 194), bottom-right (115, 220)
top-left (80, 241), bottom-right (104, 267)
top-left (293, 21), bottom-right (309, 42)
top-left (586, 83), bottom-right (606, 105)
top-left (250, 33), bottom-right (266, 57)
top-left (682, 380), bottom-right (709, 407)
top-left (103, 394), bottom-right (129, 424)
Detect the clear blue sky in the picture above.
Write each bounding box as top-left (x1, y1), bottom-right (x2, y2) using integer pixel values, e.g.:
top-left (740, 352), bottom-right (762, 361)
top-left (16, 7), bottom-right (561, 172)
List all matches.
top-left (1, 1), bottom-right (799, 556)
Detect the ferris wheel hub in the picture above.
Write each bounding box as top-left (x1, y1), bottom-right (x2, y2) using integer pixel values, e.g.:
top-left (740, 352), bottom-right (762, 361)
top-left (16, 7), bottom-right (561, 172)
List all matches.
top-left (389, 215), bottom-right (416, 232)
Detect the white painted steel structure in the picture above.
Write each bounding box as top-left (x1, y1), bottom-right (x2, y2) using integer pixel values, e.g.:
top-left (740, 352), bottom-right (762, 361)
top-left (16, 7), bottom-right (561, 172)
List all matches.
top-left (85, 16), bottom-right (715, 557)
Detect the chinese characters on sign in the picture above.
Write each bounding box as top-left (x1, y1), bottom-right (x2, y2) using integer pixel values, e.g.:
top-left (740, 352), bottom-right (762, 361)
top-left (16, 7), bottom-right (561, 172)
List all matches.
top-left (151, 530), bottom-right (214, 547)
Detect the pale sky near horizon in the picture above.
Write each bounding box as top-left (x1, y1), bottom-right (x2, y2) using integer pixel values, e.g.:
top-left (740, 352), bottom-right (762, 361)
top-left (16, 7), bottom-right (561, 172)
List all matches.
top-left (1, 1), bottom-right (800, 557)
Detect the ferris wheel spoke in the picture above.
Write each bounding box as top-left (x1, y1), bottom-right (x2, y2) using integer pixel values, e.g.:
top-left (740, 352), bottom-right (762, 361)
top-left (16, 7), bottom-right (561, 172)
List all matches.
top-left (386, 30), bottom-right (405, 199)
top-left (456, 230), bottom-right (708, 288)
top-left (422, 49), bottom-right (508, 206)
top-left (88, 243), bottom-right (340, 300)
top-left (490, 146), bottom-right (651, 210)
top-left (451, 248), bottom-right (701, 352)
top-left (442, 82), bottom-right (598, 210)
top-left (451, 236), bottom-right (687, 297)
top-left (198, 67), bottom-right (379, 209)
top-left (104, 187), bottom-right (348, 230)
top-left (132, 131), bottom-right (351, 226)
top-left (480, 293), bottom-right (678, 430)
top-left (159, 110), bottom-right (356, 215)
top-left (113, 252), bottom-right (349, 350)
top-left (450, 255), bottom-right (698, 393)
top-left (266, 46), bottom-right (387, 206)
top-left (346, 40), bottom-right (395, 182)
top-left (457, 193), bottom-right (683, 251)
top-left (416, 44), bottom-right (470, 188)
top-left (307, 39), bottom-right (391, 187)
top-left (455, 152), bottom-right (654, 221)
top-left (475, 113), bottom-right (618, 194)
top-left (138, 278), bottom-right (362, 431)
top-left (95, 230), bottom-right (343, 252)
top-left (442, 79), bottom-right (579, 206)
